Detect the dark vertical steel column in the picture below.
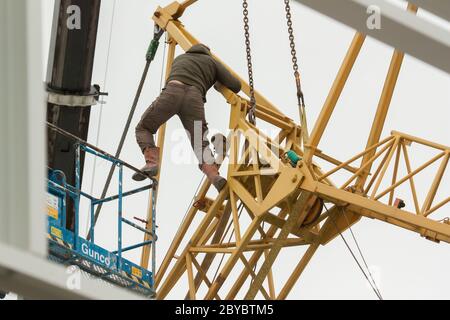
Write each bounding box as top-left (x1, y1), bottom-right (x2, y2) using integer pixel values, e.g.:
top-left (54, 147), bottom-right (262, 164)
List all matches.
top-left (46, 0), bottom-right (101, 230)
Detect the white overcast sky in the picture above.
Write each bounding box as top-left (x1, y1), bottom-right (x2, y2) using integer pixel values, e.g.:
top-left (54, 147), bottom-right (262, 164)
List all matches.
top-left (39, 0), bottom-right (449, 300)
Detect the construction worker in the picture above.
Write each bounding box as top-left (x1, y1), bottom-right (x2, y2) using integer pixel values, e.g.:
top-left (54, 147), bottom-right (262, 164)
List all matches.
top-left (133, 44), bottom-right (241, 192)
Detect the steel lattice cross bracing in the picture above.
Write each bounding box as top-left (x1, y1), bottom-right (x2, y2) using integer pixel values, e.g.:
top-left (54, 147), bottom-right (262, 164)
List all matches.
top-left (136, 0), bottom-right (450, 300)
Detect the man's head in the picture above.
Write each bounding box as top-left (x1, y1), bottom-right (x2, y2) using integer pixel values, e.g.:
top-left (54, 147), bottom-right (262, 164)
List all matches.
top-left (187, 43), bottom-right (211, 56)
top-left (199, 44), bottom-right (210, 52)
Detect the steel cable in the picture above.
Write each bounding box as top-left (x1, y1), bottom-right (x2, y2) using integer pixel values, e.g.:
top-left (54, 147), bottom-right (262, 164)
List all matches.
top-left (324, 203), bottom-right (383, 300)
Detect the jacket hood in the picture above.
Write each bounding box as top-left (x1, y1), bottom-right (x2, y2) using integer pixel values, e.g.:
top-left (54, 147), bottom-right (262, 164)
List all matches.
top-left (187, 44), bottom-right (211, 55)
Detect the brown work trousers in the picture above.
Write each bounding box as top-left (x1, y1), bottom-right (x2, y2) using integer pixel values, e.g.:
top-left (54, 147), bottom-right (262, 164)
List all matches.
top-left (135, 82), bottom-right (215, 165)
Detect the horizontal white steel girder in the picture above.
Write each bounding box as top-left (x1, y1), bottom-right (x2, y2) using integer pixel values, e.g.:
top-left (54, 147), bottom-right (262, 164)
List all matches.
top-left (293, 0), bottom-right (450, 74)
top-left (409, 0), bottom-right (450, 21)
top-left (0, 243), bottom-right (146, 300)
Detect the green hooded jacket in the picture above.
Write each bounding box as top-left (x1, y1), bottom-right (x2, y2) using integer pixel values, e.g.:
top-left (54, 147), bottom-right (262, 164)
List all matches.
top-left (166, 44), bottom-right (242, 100)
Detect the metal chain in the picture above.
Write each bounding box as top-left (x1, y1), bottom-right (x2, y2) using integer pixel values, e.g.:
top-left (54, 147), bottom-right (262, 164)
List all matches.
top-left (243, 0), bottom-right (256, 125)
top-left (284, 0), bottom-right (305, 108)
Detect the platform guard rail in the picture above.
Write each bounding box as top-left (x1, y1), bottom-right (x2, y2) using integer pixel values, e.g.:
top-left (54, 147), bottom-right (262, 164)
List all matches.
top-left (46, 122), bottom-right (157, 297)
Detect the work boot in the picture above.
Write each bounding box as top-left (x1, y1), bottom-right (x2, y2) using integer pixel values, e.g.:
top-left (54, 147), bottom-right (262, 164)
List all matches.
top-left (201, 163), bottom-right (227, 192)
top-left (132, 147), bottom-right (160, 181)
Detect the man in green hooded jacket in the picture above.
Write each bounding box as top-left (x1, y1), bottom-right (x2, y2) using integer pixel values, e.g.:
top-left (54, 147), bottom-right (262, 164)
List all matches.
top-left (133, 44), bottom-right (241, 192)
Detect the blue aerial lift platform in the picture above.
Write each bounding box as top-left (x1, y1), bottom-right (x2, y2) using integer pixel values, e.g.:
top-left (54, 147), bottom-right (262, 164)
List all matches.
top-left (46, 125), bottom-right (156, 298)
top-left (44, 1), bottom-right (162, 299)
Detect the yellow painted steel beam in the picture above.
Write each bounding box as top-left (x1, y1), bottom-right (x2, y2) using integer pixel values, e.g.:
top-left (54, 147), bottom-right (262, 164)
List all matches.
top-left (263, 212), bottom-right (319, 242)
top-left (185, 200), bottom-right (233, 299)
top-left (426, 197), bottom-right (450, 217)
top-left (244, 192), bottom-right (313, 300)
top-left (393, 130), bottom-right (450, 151)
top-left (265, 250), bottom-right (276, 299)
top-left (316, 205), bottom-right (361, 245)
top-left (190, 237), bottom-right (306, 248)
top-left (300, 179), bottom-right (450, 243)
top-left (155, 174), bottom-right (213, 286)
top-left (140, 38), bottom-right (177, 270)
top-left (314, 150), bottom-right (359, 174)
top-left (190, 238), bottom-right (308, 252)
top-left (369, 137), bottom-right (401, 199)
top-left (190, 255), bottom-right (221, 300)
top-left (186, 253), bottom-right (196, 300)
top-left (342, 139), bottom-right (396, 189)
top-left (352, 205), bottom-right (450, 244)
top-left (180, 0), bottom-right (198, 10)
top-left (374, 151), bottom-right (446, 201)
top-left (304, 32), bottom-right (366, 164)
top-left (225, 210), bottom-right (289, 299)
top-left (402, 143), bottom-right (423, 214)
top-left (203, 216), bottom-right (264, 299)
top-left (277, 241), bottom-right (320, 300)
top-left (152, 7), bottom-right (285, 116)
top-left (157, 189), bottom-right (230, 299)
top-left (318, 136), bottom-right (394, 181)
top-left (388, 142), bottom-right (402, 206)
top-left (356, 4), bottom-right (418, 188)
top-left (239, 254), bottom-right (271, 300)
top-left (157, 0), bottom-right (199, 20)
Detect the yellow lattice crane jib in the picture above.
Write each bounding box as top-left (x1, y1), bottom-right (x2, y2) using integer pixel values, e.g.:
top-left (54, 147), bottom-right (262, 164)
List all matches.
top-left (138, 1), bottom-right (450, 300)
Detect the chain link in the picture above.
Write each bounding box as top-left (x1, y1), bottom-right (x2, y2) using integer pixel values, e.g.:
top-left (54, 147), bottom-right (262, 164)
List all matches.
top-left (243, 0), bottom-right (256, 125)
top-left (284, 0), bottom-right (305, 108)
